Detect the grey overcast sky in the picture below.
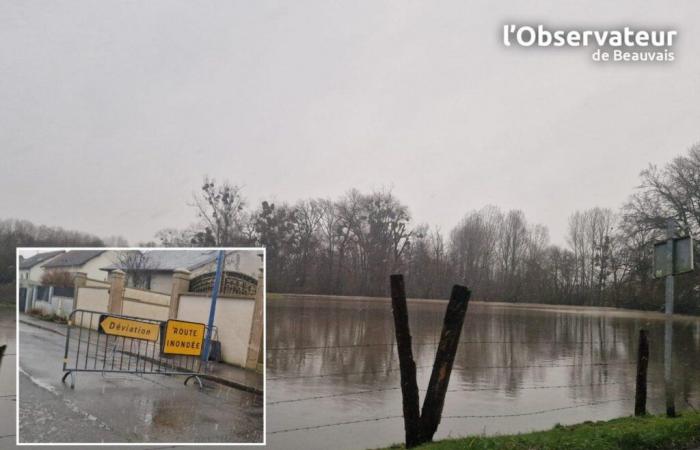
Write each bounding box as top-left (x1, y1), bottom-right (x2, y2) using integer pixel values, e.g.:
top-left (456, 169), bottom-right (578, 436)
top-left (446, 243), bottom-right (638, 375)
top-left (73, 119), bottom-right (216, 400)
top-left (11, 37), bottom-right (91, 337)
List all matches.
top-left (1, 1), bottom-right (699, 246)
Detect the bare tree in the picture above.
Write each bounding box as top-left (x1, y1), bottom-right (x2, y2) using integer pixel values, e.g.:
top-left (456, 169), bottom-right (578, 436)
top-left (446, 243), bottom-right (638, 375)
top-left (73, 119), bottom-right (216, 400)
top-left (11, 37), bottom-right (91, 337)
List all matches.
top-left (112, 251), bottom-right (155, 289)
top-left (40, 269), bottom-right (73, 288)
top-left (192, 177), bottom-right (249, 246)
top-left (102, 235), bottom-right (129, 247)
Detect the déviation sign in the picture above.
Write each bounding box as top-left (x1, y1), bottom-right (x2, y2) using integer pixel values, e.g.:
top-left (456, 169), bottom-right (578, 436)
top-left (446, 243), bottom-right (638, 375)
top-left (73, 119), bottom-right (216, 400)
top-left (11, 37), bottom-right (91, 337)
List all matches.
top-left (98, 315), bottom-right (160, 342)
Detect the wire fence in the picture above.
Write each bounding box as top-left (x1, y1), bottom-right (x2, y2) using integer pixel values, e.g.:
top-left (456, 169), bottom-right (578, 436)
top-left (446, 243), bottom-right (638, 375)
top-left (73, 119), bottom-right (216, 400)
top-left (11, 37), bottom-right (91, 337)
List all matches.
top-left (269, 397), bottom-right (636, 434)
top-left (266, 328), bottom-right (650, 440)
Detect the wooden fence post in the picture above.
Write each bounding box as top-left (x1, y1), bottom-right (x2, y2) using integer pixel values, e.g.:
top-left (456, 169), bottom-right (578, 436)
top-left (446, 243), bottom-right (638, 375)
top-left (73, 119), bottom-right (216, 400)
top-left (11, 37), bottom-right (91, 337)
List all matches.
top-left (420, 284), bottom-right (471, 442)
top-left (635, 329), bottom-right (649, 416)
top-left (390, 274), bottom-right (422, 448)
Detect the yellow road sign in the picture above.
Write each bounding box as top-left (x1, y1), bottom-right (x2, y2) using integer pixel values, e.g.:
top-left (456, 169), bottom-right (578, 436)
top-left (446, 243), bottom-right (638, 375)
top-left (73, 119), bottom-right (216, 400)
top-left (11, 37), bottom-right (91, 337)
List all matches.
top-left (162, 319), bottom-right (206, 356)
top-left (98, 315), bottom-right (159, 342)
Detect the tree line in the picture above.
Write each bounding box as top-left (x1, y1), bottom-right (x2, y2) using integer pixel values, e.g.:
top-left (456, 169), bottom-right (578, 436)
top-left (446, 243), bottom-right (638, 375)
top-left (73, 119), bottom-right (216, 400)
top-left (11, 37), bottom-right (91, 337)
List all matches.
top-left (150, 145), bottom-right (700, 315)
top-left (1, 145), bottom-right (698, 314)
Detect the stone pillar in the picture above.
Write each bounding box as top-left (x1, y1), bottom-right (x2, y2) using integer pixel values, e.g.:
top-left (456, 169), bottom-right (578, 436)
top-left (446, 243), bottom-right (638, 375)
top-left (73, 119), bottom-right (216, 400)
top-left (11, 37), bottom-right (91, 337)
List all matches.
top-left (73, 272), bottom-right (87, 310)
top-left (107, 270), bottom-right (126, 314)
top-left (169, 269), bottom-right (191, 319)
top-left (245, 276), bottom-right (264, 371)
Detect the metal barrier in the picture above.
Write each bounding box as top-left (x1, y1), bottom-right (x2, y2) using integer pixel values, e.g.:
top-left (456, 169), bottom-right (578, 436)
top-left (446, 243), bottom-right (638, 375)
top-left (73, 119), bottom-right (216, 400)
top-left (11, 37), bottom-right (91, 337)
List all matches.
top-left (61, 309), bottom-right (217, 390)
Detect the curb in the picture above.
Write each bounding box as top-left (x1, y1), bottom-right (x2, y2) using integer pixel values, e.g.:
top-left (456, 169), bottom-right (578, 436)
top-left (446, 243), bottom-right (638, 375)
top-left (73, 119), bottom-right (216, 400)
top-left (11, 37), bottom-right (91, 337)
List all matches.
top-left (19, 319), bottom-right (66, 337)
top-left (201, 374), bottom-right (263, 395)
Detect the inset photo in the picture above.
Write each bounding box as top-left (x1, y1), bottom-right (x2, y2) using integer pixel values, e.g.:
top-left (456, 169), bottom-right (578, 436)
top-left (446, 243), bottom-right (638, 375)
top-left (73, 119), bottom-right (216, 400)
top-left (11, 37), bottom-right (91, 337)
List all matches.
top-left (17, 248), bottom-right (265, 445)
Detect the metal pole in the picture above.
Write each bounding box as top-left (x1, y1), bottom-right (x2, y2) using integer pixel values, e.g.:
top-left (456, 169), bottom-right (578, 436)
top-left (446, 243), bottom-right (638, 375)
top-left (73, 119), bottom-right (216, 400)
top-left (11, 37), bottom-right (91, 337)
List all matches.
top-left (202, 250), bottom-right (225, 361)
top-left (664, 219), bottom-right (676, 417)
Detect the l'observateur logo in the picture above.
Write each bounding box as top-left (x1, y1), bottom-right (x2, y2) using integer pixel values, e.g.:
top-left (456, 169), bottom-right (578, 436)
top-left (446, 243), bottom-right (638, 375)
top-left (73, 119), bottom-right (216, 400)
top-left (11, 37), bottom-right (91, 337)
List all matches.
top-left (502, 25), bottom-right (677, 63)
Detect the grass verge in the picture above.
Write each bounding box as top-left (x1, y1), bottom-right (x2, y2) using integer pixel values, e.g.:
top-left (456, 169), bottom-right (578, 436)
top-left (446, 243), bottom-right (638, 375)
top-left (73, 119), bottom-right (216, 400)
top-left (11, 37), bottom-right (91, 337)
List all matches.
top-left (381, 412), bottom-right (700, 450)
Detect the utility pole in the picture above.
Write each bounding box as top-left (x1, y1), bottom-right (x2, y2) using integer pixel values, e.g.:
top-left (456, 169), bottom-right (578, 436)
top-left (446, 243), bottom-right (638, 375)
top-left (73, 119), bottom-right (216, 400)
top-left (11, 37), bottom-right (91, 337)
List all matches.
top-left (202, 250), bottom-right (225, 361)
top-left (663, 218), bottom-right (676, 417)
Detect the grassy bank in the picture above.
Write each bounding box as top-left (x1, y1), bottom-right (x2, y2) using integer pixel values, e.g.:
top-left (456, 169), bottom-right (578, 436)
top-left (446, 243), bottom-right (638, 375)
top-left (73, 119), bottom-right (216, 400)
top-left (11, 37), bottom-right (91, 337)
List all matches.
top-left (382, 412), bottom-right (700, 450)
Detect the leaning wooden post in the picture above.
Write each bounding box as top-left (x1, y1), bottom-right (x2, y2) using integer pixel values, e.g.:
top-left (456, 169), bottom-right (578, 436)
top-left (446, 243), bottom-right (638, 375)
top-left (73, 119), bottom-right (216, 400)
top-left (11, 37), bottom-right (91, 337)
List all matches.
top-left (420, 284), bottom-right (471, 443)
top-left (635, 329), bottom-right (649, 416)
top-left (390, 274), bottom-right (422, 448)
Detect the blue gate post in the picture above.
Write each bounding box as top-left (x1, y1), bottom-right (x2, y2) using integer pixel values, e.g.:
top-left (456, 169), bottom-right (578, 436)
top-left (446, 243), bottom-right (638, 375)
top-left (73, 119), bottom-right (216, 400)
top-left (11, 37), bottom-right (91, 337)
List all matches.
top-left (202, 250), bottom-right (225, 361)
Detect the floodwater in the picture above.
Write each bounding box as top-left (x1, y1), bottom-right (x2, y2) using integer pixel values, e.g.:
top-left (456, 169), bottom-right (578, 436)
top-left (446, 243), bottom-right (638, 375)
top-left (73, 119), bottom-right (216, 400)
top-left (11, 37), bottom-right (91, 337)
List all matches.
top-left (266, 295), bottom-right (700, 450)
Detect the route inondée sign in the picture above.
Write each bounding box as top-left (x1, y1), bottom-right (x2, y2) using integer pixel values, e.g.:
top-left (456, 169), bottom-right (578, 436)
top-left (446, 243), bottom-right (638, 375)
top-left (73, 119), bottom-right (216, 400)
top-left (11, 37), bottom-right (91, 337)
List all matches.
top-left (162, 319), bottom-right (206, 356)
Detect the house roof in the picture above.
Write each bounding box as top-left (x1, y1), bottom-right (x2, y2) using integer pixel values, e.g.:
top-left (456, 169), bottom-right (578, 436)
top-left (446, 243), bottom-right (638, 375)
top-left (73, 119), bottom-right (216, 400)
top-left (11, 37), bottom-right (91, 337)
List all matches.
top-left (42, 250), bottom-right (106, 268)
top-left (102, 250), bottom-right (219, 272)
top-left (19, 250), bottom-right (65, 270)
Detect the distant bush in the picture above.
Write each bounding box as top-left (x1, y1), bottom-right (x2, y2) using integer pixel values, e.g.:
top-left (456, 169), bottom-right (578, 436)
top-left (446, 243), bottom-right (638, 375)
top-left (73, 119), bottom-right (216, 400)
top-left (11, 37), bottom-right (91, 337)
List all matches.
top-left (40, 269), bottom-right (73, 288)
top-left (27, 307), bottom-right (67, 324)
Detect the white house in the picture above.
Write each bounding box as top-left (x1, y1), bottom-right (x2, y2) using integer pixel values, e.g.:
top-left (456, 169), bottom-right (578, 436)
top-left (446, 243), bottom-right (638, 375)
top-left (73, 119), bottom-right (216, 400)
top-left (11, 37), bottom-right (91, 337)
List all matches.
top-left (42, 250), bottom-right (115, 281)
top-left (18, 250), bottom-right (65, 285)
top-left (101, 250), bottom-right (262, 294)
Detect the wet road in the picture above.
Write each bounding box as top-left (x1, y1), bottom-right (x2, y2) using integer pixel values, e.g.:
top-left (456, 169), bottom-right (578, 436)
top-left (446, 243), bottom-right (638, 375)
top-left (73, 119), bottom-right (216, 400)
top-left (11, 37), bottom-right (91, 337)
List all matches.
top-left (266, 295), bottom-right (700, 450)
top-left (18, 318), bottom-right (263, 444)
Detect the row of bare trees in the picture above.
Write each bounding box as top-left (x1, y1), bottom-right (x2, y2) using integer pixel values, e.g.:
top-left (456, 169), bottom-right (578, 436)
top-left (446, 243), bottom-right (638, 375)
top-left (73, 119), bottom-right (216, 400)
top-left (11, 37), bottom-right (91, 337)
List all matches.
top-left (150, 145), bottom-right (700, 314)
top-left (0, 219), bottom-right (104, 285)
top-left (2, 146), bottom-right (698, 314)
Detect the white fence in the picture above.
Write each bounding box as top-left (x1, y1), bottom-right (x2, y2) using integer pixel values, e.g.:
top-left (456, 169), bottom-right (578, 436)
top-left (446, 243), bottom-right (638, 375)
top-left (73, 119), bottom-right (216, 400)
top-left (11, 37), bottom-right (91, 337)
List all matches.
top-left (124, 287), bottom-right (170, 306)
top-left (75, 286), bottom-right (109, 313)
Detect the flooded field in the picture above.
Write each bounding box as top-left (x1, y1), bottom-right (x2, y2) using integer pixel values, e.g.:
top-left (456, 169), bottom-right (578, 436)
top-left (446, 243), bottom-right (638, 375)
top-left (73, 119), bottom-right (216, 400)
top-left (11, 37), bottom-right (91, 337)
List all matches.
top-left (266, 295), bottom-right (700, 450)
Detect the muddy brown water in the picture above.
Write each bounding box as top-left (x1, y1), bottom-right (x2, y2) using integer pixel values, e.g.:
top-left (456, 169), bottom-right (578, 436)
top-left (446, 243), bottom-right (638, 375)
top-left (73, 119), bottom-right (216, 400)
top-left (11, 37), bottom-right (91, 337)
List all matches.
top-left (266, 295), bottom-right (700, 450)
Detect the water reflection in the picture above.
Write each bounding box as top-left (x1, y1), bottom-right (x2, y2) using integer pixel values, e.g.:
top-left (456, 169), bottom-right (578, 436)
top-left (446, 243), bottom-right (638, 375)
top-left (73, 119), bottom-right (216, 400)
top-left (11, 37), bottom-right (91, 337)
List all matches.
top-left (267, 296), bottom-right (700, 450)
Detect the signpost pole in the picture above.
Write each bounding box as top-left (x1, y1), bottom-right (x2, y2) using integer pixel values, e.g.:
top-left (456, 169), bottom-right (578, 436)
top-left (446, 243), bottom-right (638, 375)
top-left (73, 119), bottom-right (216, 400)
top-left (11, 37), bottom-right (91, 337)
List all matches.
top-left (202, 250), bottom-right (225, 361)
top-left (663, 219), bottom-right (676, 417)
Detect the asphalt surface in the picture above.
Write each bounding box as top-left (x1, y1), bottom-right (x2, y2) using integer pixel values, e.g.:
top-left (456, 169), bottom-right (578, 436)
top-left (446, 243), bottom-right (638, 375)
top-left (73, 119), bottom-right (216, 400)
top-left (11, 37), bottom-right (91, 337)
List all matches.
top-left (17, 317), bottom-right (264, 445)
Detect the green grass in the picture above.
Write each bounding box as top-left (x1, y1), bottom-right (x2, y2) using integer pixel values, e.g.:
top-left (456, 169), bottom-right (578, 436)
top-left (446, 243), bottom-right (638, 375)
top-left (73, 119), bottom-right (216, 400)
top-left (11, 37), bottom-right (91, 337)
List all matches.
top-left (381, 412), bottom-right (700, 450)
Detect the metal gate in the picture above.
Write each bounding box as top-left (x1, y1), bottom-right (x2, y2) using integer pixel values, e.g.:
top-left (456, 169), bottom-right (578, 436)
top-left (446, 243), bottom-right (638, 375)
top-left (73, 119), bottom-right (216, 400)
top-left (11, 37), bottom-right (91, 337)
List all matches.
top-left (61, 309), bottom-right (217, 389)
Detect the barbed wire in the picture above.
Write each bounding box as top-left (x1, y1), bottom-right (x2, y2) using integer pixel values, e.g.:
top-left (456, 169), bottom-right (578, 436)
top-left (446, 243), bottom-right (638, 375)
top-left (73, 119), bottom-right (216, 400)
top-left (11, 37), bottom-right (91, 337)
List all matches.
top-left (268, 381), bottom-right (628, 405)
top-left (268, 397), bottom-right (632, 434)
top-left (441, 397), bottom-right (634, 419)
top-left (269, 415), bottom-right (403, 434)
top-left (268, 340), bottom-right (611, 351)
top-left (267, 361), bottom-right (635, 381)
